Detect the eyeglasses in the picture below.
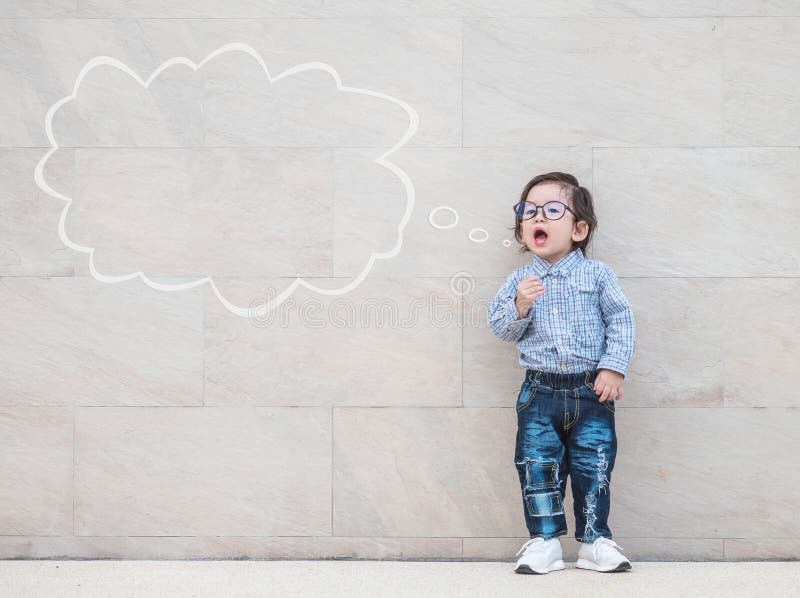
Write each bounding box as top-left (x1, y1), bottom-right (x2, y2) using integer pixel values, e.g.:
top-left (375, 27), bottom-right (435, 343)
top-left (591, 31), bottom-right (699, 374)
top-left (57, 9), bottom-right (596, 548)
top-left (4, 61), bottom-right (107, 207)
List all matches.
top-left (513, 200), bottom-right (577, 221)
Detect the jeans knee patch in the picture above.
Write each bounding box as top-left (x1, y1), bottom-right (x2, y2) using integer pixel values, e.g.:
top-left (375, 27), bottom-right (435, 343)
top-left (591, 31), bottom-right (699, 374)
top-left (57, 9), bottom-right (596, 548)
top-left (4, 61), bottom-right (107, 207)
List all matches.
top-left (525, 490), bottom-right (563, 517)
top-left (516, 457), bottom-right (559, 490)
top-left (516, 457), bottom-right (562, 517)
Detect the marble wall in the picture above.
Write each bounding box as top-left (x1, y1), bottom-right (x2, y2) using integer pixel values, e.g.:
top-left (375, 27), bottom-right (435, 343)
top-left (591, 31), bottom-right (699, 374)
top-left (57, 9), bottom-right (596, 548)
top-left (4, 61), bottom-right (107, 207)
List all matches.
top-left (1, 1), bottom-right (798, 561)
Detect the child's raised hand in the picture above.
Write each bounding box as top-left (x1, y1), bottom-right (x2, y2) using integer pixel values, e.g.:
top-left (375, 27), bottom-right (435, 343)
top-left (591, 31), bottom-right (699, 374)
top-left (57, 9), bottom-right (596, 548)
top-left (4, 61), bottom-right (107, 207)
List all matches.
top-left (515, 276), bottom-right (545, 318)
top-left (594, 369), bottom-right (625, 402)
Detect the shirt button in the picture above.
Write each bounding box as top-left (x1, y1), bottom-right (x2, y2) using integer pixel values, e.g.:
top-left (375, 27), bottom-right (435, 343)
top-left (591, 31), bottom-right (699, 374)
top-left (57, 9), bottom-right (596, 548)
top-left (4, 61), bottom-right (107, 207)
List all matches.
top-left (561, 364), bottom-right (567, 370)
top-left (551, 309), bottom-right (558, 315)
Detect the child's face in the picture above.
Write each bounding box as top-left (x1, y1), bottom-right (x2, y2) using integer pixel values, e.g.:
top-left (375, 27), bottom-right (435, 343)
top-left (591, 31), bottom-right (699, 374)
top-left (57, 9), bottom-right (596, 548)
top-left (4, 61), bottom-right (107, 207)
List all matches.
top-left (520, 183), bottom-right (589, 264)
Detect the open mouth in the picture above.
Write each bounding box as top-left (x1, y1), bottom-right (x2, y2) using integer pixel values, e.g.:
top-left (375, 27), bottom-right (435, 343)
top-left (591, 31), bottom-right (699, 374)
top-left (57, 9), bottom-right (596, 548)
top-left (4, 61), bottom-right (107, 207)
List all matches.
top-left (534, 229), bottom-right (548, 246)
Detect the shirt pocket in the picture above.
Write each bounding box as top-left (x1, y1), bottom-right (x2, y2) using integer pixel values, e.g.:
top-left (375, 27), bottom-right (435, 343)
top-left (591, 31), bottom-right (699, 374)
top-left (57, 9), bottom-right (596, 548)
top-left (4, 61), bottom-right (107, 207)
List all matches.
top-left (569, 279), bottom-right (605, 360)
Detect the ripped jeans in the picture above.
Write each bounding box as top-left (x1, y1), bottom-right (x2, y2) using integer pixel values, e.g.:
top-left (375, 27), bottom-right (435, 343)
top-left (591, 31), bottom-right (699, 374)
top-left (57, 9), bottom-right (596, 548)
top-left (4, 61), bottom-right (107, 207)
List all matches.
top-left (514, 368), bottom-right (617, 543)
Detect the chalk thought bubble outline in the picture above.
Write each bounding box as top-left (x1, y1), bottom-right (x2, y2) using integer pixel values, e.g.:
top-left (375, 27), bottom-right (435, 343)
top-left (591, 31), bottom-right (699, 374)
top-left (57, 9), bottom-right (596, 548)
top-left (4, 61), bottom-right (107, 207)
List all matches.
top-left (33, 42), bottom-right (419, 318)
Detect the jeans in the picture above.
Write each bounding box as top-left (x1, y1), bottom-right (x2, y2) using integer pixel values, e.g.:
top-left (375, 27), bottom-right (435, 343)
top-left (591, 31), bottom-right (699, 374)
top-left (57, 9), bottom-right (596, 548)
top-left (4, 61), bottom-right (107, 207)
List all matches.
top-left (514, 368), bottom-right (617, 543)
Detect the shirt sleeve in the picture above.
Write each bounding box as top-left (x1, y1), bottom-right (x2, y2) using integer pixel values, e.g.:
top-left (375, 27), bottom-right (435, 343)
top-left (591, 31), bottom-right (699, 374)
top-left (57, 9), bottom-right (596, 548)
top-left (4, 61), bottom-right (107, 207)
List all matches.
top-left (596, 265), bottom-right (635, 377)
top-left (487, 268), bottom-right (535, 342)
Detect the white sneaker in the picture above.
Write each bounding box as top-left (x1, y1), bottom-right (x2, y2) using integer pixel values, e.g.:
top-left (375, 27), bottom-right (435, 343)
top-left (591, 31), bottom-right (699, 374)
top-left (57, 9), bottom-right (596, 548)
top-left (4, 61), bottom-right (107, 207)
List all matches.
top-left (514, 537), bottom-right (565, 574)
top-left (576, 536), bottom-right (632, 572)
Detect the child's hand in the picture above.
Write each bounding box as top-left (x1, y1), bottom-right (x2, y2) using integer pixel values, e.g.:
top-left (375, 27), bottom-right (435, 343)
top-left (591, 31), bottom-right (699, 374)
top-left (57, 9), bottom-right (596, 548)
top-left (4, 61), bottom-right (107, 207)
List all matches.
top-left (593, 369), bottom-right (624, 402)
top-left (515, 276), bottom-right (545, 318)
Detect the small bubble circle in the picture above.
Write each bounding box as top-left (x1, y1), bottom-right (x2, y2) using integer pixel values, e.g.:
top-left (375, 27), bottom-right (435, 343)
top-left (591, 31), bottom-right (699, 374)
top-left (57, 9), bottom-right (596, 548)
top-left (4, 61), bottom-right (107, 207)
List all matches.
top-left (428, 206), bottom-right (459, 230)
top-left (468, 228), bottom-right (489, 243)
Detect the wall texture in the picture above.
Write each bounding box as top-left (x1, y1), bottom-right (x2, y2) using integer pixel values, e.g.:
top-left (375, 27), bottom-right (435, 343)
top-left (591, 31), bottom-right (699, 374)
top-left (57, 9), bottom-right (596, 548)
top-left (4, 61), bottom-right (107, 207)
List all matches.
top-left (1, 1), bottom-right (799, 561)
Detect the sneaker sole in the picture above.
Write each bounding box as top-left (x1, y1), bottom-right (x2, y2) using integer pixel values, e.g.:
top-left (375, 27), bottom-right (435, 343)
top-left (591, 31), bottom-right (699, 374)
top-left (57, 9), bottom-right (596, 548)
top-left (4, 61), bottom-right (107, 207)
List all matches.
top-left (514, 560), bottom-right (566, 574)
top-left (575, 558), bottom-right (632, 572)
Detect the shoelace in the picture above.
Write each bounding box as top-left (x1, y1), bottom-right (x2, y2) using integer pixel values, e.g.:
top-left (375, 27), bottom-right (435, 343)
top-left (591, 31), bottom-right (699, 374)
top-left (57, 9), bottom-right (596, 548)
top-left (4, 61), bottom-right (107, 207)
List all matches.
top-left (515, 537), bottom-right (545, 557)
top-left (593, 537), bottom-right (625, 559)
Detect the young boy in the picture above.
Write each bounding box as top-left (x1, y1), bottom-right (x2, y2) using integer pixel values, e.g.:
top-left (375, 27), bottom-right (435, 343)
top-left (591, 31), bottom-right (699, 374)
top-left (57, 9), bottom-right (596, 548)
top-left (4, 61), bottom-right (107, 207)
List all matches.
top-left (487, 172), bottom-right (635, 574)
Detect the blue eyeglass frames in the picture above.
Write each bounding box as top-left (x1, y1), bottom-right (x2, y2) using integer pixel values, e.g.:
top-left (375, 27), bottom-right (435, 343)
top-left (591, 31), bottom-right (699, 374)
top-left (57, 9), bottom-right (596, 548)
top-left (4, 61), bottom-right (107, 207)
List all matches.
top-left (513, 200), bottom-right (577, 221)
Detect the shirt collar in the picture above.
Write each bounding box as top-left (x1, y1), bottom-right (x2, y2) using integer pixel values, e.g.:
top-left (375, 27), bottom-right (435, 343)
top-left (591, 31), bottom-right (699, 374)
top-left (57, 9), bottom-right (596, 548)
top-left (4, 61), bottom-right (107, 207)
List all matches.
top-left (530, 248), bottom-right (584, 279)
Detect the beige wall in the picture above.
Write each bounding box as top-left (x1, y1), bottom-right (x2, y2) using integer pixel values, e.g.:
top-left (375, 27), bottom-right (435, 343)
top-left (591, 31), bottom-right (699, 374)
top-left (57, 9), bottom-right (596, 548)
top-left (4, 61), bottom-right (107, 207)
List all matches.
top-left (1, 1), bottom-right (799, 561)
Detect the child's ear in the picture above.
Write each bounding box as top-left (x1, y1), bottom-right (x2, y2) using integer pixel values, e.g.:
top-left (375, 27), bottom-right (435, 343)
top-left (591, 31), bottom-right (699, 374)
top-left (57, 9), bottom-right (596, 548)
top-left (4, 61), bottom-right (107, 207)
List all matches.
top-left (573, 220), bottom-right (589, 242)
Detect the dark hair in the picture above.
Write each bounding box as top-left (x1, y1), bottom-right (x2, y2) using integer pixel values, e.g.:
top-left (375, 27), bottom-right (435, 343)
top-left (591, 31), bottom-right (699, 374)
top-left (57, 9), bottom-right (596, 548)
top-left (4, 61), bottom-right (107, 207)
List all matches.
top-left (511, 171), bottom-right (597, 256)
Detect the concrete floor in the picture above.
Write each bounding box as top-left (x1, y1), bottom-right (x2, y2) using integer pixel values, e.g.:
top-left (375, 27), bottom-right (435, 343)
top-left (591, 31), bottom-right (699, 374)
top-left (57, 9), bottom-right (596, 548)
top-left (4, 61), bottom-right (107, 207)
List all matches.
top-left (3, 560), bottom-right (799, 597)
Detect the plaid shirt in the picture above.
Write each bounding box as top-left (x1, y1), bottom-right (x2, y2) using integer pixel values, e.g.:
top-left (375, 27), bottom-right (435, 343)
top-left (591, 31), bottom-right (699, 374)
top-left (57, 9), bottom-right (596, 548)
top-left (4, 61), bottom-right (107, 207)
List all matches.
top-left (487, 248), bottom-right (635, 377)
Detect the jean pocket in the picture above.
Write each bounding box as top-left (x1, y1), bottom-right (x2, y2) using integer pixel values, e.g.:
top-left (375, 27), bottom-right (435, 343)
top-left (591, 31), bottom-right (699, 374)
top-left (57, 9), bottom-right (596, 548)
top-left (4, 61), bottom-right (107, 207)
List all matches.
top-left (582, 384), bottom-right (615, 414)
top-left (601, 399), bottom-right (616, 414)
top-left (516, 383), bottom-right (538, 413)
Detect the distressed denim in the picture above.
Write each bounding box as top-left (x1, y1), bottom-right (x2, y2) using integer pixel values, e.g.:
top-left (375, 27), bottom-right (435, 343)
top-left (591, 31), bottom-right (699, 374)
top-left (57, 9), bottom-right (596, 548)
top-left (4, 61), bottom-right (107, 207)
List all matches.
top-left (514, 367), bottom-right (617, 543)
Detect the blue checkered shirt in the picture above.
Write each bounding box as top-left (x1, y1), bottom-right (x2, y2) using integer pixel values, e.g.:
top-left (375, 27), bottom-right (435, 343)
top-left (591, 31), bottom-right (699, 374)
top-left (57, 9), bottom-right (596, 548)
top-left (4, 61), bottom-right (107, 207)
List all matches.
top-left (487, 248), bottom-right (635, 377)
